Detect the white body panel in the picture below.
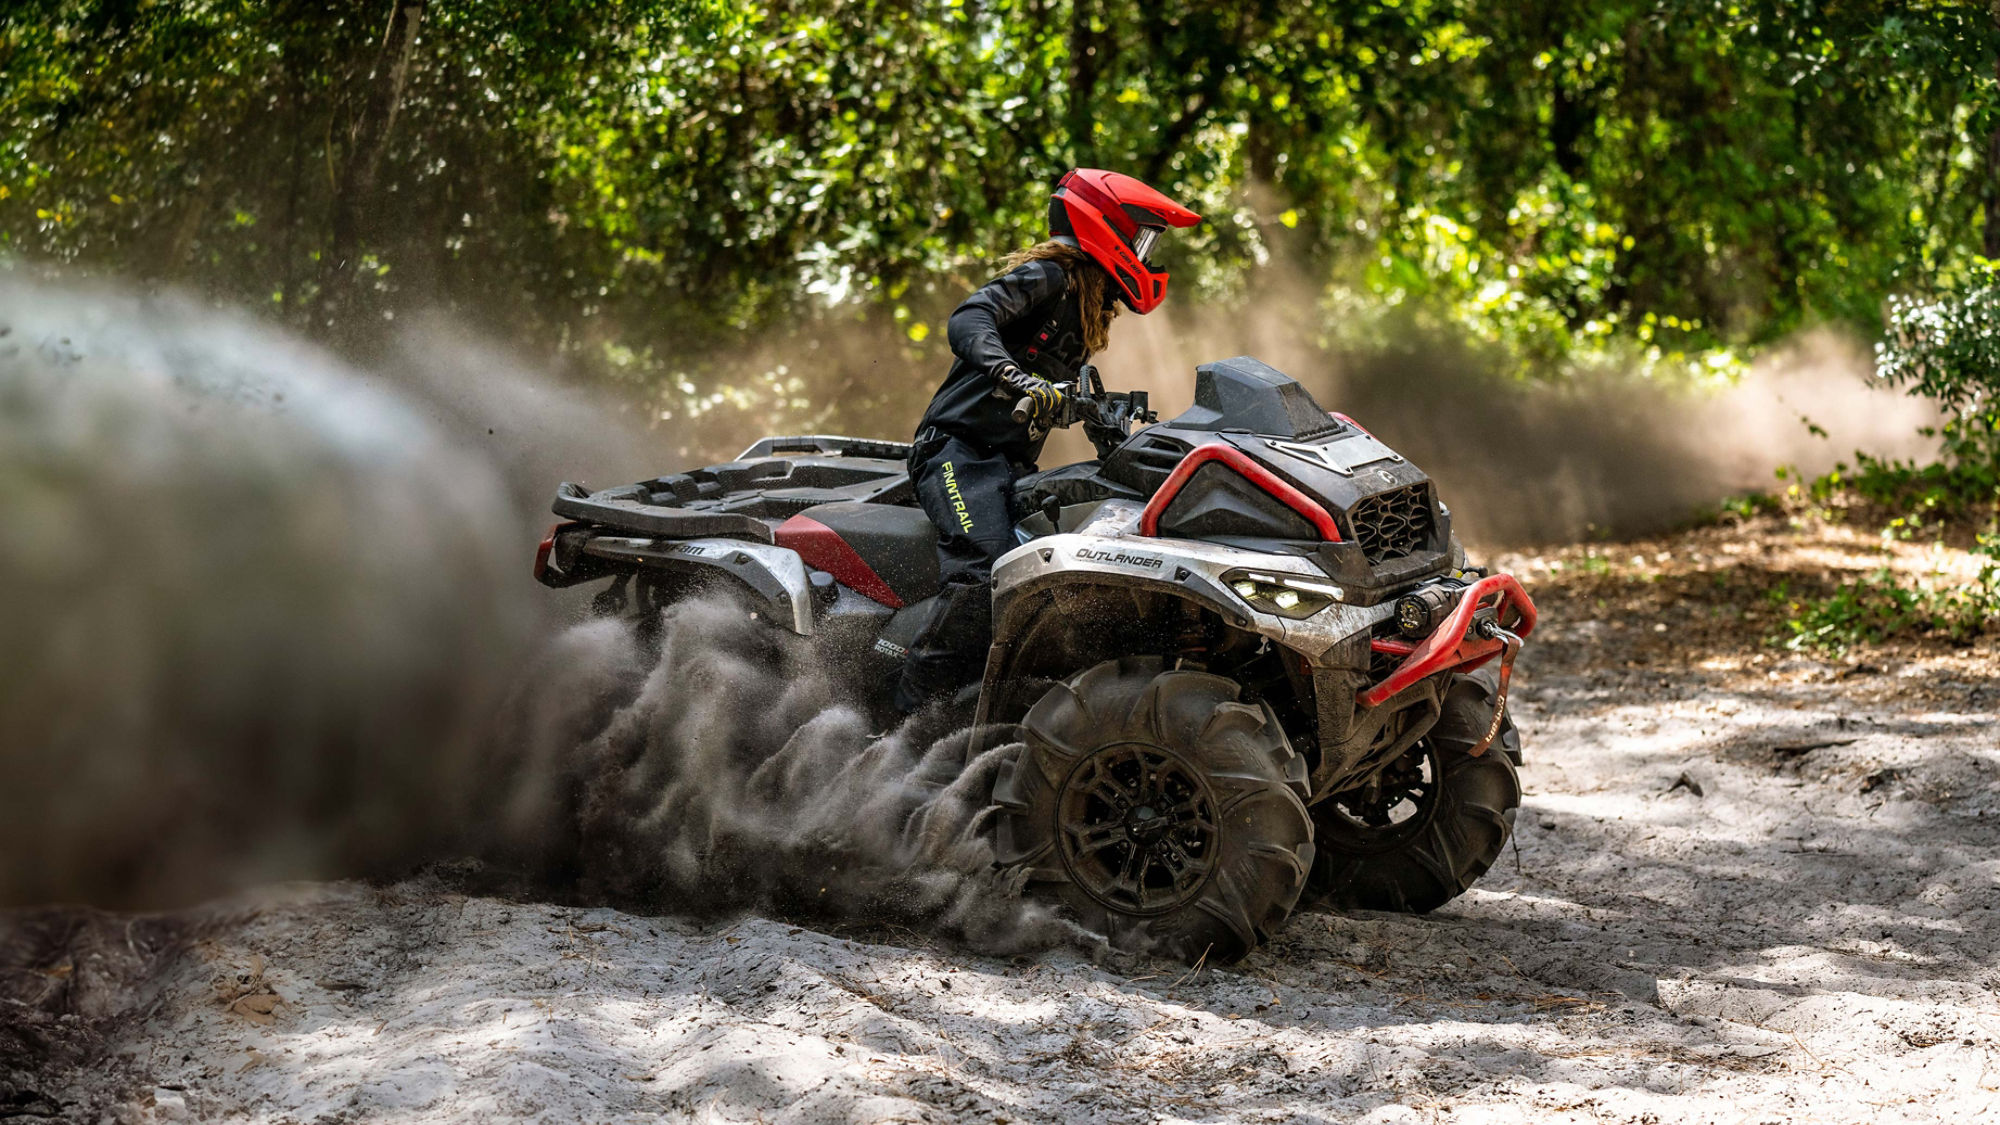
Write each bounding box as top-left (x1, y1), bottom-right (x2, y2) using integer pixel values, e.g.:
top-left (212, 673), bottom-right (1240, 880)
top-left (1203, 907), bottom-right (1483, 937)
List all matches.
top-left (990, 501), bottom-right (1398, 662)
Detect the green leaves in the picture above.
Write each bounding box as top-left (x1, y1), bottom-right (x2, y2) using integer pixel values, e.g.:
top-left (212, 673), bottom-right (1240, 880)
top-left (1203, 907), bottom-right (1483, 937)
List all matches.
top-left (0, 0), bottom-right (1995, 406)
top-left (1783, 256), bottom-right (2000, 654)
top-left (1875, 261), bottom-right (2000, 511)
top-left (1778, 539), bottom-right (2000, 654)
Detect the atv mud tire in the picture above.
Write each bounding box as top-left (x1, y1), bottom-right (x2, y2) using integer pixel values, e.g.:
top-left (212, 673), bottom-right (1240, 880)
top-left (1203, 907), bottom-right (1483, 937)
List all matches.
top-left (1306, 668), bottom-right (1521, 913)
top-left (992, 657), bottom-right (1315, 963)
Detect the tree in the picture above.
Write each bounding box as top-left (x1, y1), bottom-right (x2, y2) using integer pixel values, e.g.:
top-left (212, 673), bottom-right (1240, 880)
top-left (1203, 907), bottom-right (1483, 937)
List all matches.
top-left (1, 0), bottom-right (1994, 399)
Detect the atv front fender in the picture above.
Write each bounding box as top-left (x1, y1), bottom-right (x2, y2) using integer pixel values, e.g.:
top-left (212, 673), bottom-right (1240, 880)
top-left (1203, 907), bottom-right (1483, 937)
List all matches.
top-left (973, 526), bottom-right (1396, 733)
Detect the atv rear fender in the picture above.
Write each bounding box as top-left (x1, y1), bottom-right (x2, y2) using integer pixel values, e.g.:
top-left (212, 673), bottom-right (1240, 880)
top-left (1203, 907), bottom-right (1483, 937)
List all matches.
top-left (539, 528), bottom-right (817, 635)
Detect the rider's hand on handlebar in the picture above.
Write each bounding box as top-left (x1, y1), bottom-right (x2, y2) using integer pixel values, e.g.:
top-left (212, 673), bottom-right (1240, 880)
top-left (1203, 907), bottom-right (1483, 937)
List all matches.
top-left (996, 365), bottom-right (1068, 425)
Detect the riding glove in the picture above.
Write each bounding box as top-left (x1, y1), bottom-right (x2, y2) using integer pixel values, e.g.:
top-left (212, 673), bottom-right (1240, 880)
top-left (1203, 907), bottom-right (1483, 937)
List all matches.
top-left (994, 363), bottom-right (1066, 422)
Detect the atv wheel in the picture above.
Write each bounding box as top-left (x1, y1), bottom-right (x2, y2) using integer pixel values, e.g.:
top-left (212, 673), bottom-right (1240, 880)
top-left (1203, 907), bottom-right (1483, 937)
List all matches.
top-left (992, 657), bottom-right (1315, 963)
top-left (1306, 669), bottom-right (1521, 913)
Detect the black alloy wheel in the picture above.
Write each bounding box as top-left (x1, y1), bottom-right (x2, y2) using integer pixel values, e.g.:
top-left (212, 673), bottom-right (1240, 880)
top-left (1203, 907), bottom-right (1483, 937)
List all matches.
top-left (992, 657), bottom-right (1315, 962)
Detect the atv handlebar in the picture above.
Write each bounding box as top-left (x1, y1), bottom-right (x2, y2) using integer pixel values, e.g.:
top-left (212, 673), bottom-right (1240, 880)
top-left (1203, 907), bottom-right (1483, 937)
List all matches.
top-left (1009, 394), bottom-right (1105, 426)
top-left (999, 365), bottom-right (1158, 458)
top-left (1011, 382), bottom-right (1157, 431)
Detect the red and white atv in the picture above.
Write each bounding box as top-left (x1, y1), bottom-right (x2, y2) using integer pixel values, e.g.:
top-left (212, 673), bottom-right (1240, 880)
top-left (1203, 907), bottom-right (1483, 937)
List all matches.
top-left (537, 356), bottom-right (1537, 960)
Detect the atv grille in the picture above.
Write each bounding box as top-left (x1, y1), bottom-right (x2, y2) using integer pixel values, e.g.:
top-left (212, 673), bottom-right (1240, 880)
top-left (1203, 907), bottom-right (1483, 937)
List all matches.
top-left (1347, 484), bottom-right (1433, 565)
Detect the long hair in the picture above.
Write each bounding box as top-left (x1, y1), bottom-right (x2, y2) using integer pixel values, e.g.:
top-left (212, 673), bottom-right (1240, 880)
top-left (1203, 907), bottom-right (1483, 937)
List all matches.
top-left (1003, 240), bottom-right (1118, 356)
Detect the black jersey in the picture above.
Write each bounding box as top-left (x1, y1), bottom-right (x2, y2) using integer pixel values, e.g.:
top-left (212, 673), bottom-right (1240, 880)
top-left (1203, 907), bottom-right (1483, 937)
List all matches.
top-left (915, 259), bottom-right (1097, 463)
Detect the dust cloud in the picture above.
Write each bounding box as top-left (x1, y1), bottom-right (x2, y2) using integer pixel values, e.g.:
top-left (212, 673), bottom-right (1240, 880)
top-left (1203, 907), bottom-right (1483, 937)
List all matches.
top-left (0, 278), bottom-right (1068, 955)
top-left (1087, 283), bottom-right (1938, 545)
top-left (379, 317), bottom-right (665, 522)
top-left (0, 279), bottom-right (523, 908)
top-left (477, 600), bottom-right (1074, 952)
top-left (0, 269), bottom-right (1938, 933)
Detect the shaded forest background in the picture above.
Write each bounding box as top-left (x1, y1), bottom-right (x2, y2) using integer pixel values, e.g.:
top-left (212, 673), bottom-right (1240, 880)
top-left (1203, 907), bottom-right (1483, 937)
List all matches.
top-left (2, 0), bottom-right (1996, 456)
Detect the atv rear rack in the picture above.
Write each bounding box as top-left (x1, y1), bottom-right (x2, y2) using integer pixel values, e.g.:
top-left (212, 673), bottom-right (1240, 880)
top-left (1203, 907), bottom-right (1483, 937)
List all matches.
top-left (552, 482), bottom-right (777, 543)
top-left (735, 434), bottom-right (913, 460)
top-left (547, 438), bottom-right (915, 547)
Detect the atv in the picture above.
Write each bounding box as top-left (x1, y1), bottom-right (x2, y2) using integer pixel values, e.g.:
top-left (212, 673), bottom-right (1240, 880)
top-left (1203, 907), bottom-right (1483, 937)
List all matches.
top-left (535, 356), bottom-right (1537, 961)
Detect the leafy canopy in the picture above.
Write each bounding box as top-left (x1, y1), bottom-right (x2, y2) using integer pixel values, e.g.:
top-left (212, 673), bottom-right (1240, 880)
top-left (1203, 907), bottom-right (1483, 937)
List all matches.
top-left (0, 0), bottom-right (1994, 399)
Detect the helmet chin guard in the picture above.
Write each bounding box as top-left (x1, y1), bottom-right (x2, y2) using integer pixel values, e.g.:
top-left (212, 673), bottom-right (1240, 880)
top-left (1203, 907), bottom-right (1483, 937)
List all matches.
top-left (1048, 169), bottom-right (1202, 313)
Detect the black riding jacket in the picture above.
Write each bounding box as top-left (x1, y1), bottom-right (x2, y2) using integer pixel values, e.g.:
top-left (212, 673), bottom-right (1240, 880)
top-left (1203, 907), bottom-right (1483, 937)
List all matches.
top-left (915, 259), bottom-right (1097, 464)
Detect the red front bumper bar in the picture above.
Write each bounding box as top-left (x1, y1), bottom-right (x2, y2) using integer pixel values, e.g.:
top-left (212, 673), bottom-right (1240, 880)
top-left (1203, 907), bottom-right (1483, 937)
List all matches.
top-left (1357, 573), bottom-right (1538, 708)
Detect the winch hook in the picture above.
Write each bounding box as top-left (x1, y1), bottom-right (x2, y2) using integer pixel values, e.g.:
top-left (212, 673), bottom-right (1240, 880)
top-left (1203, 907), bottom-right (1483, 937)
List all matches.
top-left (1467, 620), bottom-right (1524, 757)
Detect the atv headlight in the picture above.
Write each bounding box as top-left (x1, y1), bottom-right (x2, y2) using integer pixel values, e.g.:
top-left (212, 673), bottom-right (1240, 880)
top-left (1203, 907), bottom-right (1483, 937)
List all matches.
top-left (1223, 569), bottom-right (1344, 619)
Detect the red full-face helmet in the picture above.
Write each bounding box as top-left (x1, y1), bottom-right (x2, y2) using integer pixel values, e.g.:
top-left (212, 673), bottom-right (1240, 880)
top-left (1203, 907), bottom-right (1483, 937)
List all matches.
top-left (1048, 168), bottom-right (1202, 314)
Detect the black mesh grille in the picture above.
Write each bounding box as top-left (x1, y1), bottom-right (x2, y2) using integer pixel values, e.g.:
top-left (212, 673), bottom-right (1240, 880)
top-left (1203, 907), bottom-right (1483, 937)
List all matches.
top-left (1347, 484), bottom-right (1434, 565)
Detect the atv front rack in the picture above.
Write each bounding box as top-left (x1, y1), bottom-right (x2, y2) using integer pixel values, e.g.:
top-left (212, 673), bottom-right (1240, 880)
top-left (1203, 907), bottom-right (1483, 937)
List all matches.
top-left (1357, 573), bottom-right (1537, 708)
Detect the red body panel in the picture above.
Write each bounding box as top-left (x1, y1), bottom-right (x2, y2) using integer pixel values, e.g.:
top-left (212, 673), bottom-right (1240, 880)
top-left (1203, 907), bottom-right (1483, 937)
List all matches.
top-left (1357, 573), bottom-right (1538, 708)
top-left (533, 520), bottom-right (584, 581)
top-left (1136, 443), bottom-right (1344, 541)
top-left (1329, 411), bottom-right (1374, 437)
top-left (774, 514), bottom-right (905, 609)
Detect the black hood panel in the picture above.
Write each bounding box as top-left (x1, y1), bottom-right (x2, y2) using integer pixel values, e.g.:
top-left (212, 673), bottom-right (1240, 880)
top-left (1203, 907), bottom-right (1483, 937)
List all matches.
top-left (1162, 356), bottom-right (1343, 440)
top-left (1096, 356), bottom-right (1452, 594)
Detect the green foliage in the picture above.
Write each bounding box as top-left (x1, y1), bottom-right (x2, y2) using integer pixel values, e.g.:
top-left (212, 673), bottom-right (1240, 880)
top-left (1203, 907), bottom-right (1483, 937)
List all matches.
top-left (1870, 262), bottom-right (2000, 511)
top-left (1781, 263), bottom-right (2000, 653)
top-left (3, 0), bottom-right (1996, 404)
top-left (1707, 491), bottom-right (1783, 524)
top-left (1775, 533), bottom-right (2000, 653)
top-left (1818, 449), bottom-right (1996, 525)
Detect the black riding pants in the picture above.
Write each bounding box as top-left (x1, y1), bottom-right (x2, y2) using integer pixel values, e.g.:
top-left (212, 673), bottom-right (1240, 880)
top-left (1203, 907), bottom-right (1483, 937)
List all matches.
top-left (893, 432), bottom-right (1022, 712)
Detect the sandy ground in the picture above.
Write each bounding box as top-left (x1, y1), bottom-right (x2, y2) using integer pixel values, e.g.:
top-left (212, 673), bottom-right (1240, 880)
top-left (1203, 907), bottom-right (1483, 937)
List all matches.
top-left (5, 518), bottom-right (1998, 1123)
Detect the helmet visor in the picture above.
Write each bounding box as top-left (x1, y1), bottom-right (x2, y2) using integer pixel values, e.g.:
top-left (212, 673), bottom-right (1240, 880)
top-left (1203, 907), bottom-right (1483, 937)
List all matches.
top-left (1131, 225), bottom-right (1161, 263)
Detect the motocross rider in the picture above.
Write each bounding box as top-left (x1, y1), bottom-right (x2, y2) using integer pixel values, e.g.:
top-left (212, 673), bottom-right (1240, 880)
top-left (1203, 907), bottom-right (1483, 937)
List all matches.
top-left (894, 168), bottom-right (1201, 713)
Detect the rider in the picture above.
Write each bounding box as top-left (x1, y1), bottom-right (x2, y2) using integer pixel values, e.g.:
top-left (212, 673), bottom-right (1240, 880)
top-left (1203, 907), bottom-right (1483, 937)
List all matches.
top-left (894, 168), bottom-right (1201, 713)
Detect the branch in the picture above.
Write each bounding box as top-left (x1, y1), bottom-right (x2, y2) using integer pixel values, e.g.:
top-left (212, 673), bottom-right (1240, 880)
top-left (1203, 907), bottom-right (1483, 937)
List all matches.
top-left (1144, 67), bottom-right (1226, 183)
top-left (320, 0), bottom-right (428, 322)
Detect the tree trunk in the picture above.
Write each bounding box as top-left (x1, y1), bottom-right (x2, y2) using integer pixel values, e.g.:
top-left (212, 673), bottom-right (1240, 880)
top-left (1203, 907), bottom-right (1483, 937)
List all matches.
top-left (279, 62), bottom-right (307, 326)
top-left (320, 0), bottom-right (427, 336)
top-left (1986, 2), bottom-right (2000, 259)
top-left (1143, 70), bottom-right (1225, 183)
top-left (1549, 81), bottom-right (1593, 180)
top-left (1986, 51), bottom-right (2000, 259)
top-left (1066, 0), bottom-right (1100, 166)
